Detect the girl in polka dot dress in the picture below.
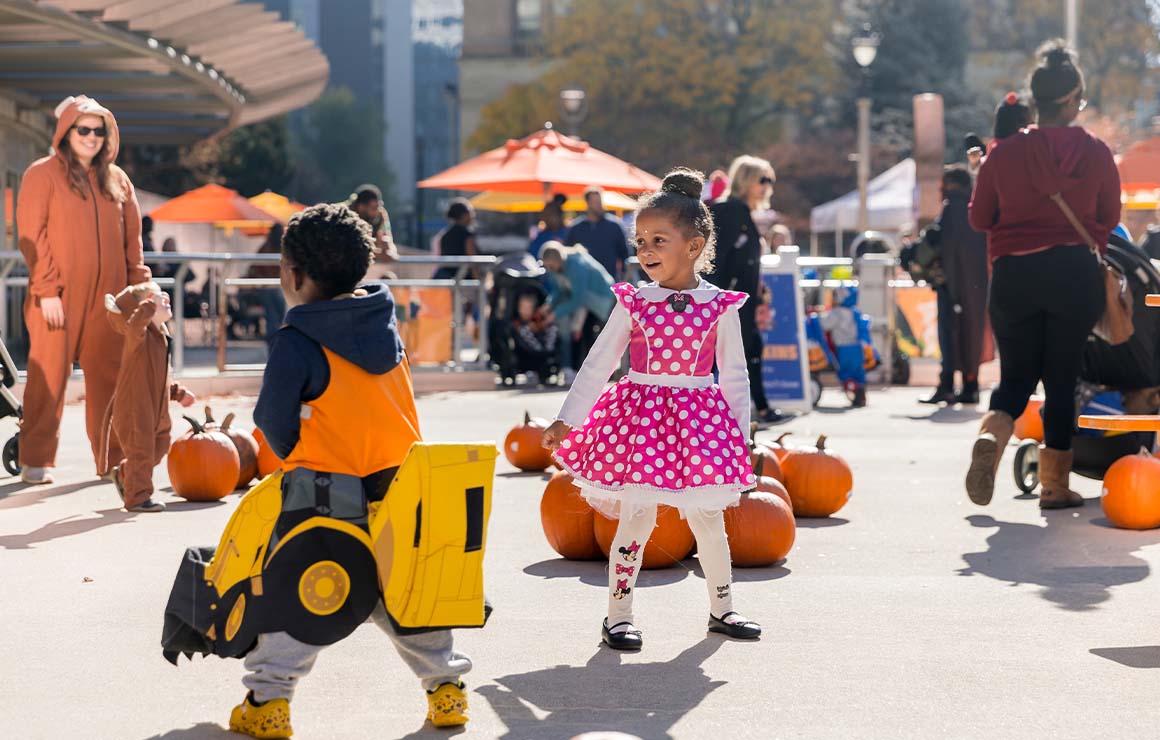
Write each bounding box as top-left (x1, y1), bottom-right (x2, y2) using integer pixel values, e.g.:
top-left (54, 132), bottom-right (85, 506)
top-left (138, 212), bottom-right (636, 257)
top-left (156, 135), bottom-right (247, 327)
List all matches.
top-left (542, 168), bottom-right (761, 650)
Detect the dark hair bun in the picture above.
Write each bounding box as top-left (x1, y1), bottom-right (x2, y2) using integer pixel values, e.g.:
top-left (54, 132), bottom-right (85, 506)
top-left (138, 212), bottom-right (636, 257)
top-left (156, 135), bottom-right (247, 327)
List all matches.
top-left (1037, 39), bottom-right (1076, 69)
top-left (660, 168), bottom-right (705, 200)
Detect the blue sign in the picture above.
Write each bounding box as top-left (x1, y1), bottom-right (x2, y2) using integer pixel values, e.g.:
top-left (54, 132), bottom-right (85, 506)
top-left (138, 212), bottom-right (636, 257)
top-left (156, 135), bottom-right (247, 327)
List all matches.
top-left (758, 267), bottom-right (811, 411)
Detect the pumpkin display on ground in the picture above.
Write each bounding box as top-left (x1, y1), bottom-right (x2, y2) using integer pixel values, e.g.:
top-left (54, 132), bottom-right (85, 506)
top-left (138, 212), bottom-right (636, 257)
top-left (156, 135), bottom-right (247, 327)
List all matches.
top-left (1014, 398), bottom-right (1045, 443)
top-left (540, 472), bottom-right (603, 560)
top-left (168, 416), bottom-right (240, 501)
top-left (593, 505), bottom-right (695, 570)
top-left (252, 427), bottom-right (282, 478)
top-left (756, 474), bottom-right (793, 508)
top-left (724, 491), bottom-right (796, 567)
top-left (1102, 450), bottom-right (1160, 530)
top-left (765, 432), bottom-right (796, 465)
top-left (750, 445), bottom-right (784, 484)
top-left (504, 412), bottom-right (555, 472)
top-left (781, 435), bottom-right (854, 517)
top-left (201, 406), bottom-right (260, 489)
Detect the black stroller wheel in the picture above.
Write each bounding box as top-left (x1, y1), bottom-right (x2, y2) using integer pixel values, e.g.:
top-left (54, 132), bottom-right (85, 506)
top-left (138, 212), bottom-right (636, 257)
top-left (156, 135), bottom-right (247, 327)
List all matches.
top-left (3, 434), bottom-right (18, 476)
top-left (1013, 439), bottom-right (1039, 494)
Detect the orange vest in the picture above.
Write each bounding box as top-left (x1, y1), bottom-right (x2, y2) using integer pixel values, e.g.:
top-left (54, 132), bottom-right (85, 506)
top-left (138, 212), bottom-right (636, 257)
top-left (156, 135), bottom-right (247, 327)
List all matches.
top-left (283, 348), bottom-right (421, 477)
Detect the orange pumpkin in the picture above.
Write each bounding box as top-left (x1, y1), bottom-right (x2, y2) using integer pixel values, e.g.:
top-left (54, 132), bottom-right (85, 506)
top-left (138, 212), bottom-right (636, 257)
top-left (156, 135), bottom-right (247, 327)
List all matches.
top-left (168, 416), bottom-right (240, 501)
top-left (504, 412), bottom-right (555, 472)
top-left (1014, 398), bottom-right (1045, 442)
top-left (1102, 450), bottom-right (1160, 530)
top-left (751, 446), bottom-right (784, 484)
top-left (219, 413), bottom-right (260, 489)
top-left (724, 491), bottom-right (796, 567)
top-left (756, 475), bottom-right (793, 508)
top-left (540, 472), bottom-right (603, 560)
top-left (781, 435), bottom-right (853, 517)
top-left (593, 505), bottom-right (695, 569)
top-left (766, 432), bottom-right (796, 465)
top-left (252, 427), bottom-right (283, 478)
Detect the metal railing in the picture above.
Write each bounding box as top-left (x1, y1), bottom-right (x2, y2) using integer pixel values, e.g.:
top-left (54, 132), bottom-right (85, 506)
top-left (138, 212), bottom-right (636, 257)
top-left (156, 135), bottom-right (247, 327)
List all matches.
top-left (0, 251), bottom-right (497, 375)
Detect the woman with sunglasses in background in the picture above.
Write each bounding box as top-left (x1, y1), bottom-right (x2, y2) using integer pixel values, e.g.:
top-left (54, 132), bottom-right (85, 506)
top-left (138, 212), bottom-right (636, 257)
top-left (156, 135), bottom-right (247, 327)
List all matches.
top-left (15, 96), bottom-right (150, 485)
top-left (965, 40), bottom-right (1121, 510)
top-left (705, 155), bottom-right (781, 423)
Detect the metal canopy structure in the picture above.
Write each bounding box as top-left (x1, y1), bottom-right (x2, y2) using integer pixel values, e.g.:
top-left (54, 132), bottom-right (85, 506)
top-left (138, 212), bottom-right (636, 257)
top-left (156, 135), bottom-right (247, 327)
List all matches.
top-left (0, 0), bottom-right (329, 144)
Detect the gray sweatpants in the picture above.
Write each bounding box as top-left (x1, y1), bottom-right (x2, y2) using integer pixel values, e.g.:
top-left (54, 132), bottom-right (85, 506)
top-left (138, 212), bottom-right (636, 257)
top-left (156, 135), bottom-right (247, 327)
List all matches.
top-left (242, 604), bottom-right (473, 702)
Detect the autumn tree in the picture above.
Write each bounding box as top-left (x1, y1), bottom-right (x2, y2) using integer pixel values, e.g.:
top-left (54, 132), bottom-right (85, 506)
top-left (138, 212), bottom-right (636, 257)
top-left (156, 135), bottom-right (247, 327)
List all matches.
top-left (469, 0), bottom-right (840, 173)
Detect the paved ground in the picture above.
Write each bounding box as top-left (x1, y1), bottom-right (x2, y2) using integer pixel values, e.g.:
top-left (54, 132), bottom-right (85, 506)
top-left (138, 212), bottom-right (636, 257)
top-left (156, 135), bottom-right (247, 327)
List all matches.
top-left (2, 383), bottom-right (1159, 740)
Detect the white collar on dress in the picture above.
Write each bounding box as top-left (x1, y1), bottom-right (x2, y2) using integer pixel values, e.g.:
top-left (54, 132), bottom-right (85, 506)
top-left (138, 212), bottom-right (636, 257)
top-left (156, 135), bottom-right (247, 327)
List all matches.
top-left (637, 279), bottom-right (720, 304)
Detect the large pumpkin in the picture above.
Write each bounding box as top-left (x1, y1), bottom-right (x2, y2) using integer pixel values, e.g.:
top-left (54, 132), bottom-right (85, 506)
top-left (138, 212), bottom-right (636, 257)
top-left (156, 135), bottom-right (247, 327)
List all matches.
top-left (750, 446), bottom-right (784, 484)
top-left (540, 472), bottom-right (603, 560)
top-left (756, 474), bottom-right (792, 508)
top-left (724, 491), bottom-right (796, 567)
top-left (766, 432), bottom-right (796, 465)
top-left (219, 413), bottom-right (260, 489)
top-left (1102, 450), bottom-right (1160, 530)
top-left (504, 412), bottom-right (555, 472)
top-left (1014, 398), bottom-right (1045, 443)
top-left (781, 435), bottom-right (853, 517)
top-left (593, 505), bottom-right (695, 569)
top-left (168, 416), bottom-right (240, 501)
top-left (252, 427), bottom-right (282, 478)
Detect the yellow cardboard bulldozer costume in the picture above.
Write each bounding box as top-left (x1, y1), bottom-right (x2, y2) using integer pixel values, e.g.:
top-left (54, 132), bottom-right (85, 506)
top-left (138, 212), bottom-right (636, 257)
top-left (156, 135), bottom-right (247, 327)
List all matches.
top-left (162, 442), bottom-right (496, 663)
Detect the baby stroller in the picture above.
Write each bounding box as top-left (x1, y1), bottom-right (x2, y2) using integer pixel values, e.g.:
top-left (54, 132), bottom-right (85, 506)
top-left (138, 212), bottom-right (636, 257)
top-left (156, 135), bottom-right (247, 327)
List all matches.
top-left (1013, 235), bottom-right (1160, 492)
top-left (0, 336), bottom-right (21, 475)
top-left (487, 252), bottom-right (559, 385)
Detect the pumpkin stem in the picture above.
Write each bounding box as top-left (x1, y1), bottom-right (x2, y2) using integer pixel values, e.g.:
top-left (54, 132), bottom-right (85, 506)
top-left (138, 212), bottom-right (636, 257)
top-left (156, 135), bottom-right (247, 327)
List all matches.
top-left (816, 434), bottom-right (828, 450)
top-left (183, 415), bottom-right (204, 435)
top-left (775, 432), bottom-right (792, 446)
top-left (204, 405), bottom-right (215, 425)
top-left (754, 454), bottom-right (764, 477)
top-left (222, 412), bottom-right (236, 432)
top-left (524, 411), bottom-right (531, 425)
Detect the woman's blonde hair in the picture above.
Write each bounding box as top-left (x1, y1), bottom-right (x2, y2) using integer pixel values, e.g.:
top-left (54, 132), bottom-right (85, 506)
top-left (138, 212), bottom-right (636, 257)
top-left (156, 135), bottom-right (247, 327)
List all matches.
top-left (728, 155), bottom-right (775, 200)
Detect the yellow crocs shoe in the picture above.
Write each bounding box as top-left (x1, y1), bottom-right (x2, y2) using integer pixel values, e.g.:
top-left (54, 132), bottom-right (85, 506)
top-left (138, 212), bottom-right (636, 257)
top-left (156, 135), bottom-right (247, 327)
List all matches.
top-left (229, 692), bottom-right (293, 739)
top-left (426, 681), bottom-right (469, 728)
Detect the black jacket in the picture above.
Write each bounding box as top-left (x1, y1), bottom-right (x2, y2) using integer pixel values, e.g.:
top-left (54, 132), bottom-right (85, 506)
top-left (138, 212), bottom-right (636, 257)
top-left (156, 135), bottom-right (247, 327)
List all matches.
top-left (705, 197), bottom-right (761, 297)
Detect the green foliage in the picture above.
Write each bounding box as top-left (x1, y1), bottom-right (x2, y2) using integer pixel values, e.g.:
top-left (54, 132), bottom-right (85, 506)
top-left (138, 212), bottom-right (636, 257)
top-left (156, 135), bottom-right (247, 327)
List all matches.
top-left (289, 87), bottom-right (396, 207)
top-left (213, 118), bottom-right (293, 197)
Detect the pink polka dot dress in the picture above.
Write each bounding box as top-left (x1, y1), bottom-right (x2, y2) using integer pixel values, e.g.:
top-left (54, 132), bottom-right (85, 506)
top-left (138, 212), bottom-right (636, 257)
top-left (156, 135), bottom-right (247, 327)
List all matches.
top-left (553, 281), bottom-right (757, 516)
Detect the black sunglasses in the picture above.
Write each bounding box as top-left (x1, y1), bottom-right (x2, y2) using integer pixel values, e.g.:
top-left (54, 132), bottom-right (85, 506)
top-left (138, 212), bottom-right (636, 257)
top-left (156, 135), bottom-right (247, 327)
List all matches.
top-left (760, 176), bottom-right (775, 185)
top-left (73, 125), bottom-right (107, 138)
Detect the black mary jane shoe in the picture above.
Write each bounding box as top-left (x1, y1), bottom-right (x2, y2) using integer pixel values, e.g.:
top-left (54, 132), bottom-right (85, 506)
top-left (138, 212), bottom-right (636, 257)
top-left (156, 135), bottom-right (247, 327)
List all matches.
top-left (602, 619), bottom-right (643, 651)
top-left (707, 612), bottom-right (762, 640)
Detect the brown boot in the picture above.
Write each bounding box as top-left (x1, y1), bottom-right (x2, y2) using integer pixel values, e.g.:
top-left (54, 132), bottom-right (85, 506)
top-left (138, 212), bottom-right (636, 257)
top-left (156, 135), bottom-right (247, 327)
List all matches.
top-left (964, 410), bottom-right (1015, 505)
top-left (1038, 447), bottom-right (1084, 509)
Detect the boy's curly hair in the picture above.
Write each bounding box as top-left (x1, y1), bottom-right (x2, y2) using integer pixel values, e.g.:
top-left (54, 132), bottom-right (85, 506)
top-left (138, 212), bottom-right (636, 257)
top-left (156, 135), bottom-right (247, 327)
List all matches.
top-left (282, 203), bottom-right (375, 297)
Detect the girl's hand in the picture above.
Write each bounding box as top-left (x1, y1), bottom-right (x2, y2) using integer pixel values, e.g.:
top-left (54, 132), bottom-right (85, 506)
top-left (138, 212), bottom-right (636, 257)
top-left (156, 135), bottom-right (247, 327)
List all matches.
top-left (542, 420), bottom-right (572, 451)
top-left (40, 296), bottom-right (64, 331)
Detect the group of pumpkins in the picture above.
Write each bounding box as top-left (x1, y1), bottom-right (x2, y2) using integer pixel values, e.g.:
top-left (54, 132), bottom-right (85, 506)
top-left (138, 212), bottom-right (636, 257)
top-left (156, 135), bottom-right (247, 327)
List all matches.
top-left (504, 409), bottom-right (855, 570)
top-left (1015, 396), bottom-right (1160, 531)
top-left (167, 407), bottom-right (281, 501)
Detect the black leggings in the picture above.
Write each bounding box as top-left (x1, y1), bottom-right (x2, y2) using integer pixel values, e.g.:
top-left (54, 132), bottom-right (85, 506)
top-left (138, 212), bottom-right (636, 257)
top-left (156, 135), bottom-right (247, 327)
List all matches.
top-left (988, 245), bottom-right (1103, 450)
top-left (739, 299), bottom-right (770, 411)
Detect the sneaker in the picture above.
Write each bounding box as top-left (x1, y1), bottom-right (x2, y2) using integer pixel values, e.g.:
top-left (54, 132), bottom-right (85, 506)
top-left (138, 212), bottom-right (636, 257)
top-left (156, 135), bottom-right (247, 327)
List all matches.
top-left (20, 466), bottom-right (53, 485)
top-left (562, 368), bottom-right (577, 385)
top-left (426, 681), bottom-right (469, 728)
top-left (229, 692), bottom-right (292, 739)
top-left (129, 498), bottom-right (166, 513)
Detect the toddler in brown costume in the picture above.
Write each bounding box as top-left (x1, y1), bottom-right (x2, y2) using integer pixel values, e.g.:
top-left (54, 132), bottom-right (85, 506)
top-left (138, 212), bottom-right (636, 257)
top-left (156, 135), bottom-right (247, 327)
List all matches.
top-left (100, 282), bottom-right (194, 512)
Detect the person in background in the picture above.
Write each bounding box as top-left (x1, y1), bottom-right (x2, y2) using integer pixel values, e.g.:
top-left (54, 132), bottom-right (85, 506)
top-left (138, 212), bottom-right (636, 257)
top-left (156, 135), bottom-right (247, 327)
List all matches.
top-left (529, 194), bottom-right (568, 258)
top-left (566, 186), bottom-right (629, 280)
top-left (248, 223), bottom-right (287, 347)
top-left (344, 184), bottom-right (398, 276)
top-left (705, 155), bottom-right (780, 424)
top-left (766, 224), bottom-right (793, 254)
top-left (992, 92), bottom-right (1034, 145)
top-left (435, 198), bottom-right (477, 280)
top-left (965, 40), bottom-right (1121, 510)
top-left (539, 241), bottom-right (615, 380)
top-left (964, 133), bottom-right (985, 183)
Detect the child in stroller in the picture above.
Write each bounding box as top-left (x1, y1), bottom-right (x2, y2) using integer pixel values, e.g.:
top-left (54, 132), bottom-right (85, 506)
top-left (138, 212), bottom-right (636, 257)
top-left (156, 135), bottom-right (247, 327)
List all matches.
top-left (0, 335), bottom-right (21, 475)
top-left (488, 252), bottom-right (561, 386)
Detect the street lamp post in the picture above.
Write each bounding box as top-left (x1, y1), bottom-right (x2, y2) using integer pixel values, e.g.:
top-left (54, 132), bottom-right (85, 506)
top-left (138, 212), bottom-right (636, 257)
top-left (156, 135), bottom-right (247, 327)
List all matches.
top-left (559, 86), bottom-right (587, 137)
top-left (852, 24), bottom-right (879, 242)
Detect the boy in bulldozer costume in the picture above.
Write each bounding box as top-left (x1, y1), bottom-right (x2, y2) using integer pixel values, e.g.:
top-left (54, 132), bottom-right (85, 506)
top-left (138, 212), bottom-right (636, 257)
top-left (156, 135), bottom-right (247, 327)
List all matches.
top-left (161, 204), bottom-right (489, 738)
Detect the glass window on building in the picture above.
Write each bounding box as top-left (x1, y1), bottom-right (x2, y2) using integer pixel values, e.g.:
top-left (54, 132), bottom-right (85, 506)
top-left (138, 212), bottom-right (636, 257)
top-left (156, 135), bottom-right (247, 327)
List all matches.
top-left (516, 0), bottom-right (542, 39)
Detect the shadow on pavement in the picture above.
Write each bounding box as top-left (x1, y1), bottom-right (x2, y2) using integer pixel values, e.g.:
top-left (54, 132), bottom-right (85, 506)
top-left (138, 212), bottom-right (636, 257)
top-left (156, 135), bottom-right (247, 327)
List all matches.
top-left (1089, 646), bottom-right (1160, 669)
top-left (141, 723), bottom-right (233, 739)
top-left (0, 507), bottom-right (136, 549)
top-left (795, 517), bottom-right (850, 529)
top-left (477, 637), bottom-right (726, 740)
top-left (523, 558), bottom-right (690, 588)
top-left (0, 478), bottom-right (106, 511)
top-left (892, 407), bottom-right (984, 424)
top-left (957, 509), bottom-right (1160, 611)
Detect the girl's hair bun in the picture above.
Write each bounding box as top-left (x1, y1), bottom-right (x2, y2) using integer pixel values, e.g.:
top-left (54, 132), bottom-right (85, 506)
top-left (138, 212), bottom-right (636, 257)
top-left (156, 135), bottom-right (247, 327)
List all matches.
top-left (659, 168), bottom-right (705, 200)
top-left (1038, 39), bottom-right (1076, 69)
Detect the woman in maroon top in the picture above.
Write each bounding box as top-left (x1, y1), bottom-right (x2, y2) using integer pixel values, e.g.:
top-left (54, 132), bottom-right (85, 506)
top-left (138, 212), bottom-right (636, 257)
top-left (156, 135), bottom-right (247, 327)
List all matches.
top-left (965, 41), bottom-right (1121, 510)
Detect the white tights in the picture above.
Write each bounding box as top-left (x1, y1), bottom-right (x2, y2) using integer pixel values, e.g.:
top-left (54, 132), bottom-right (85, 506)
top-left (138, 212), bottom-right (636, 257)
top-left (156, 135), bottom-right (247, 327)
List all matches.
top-left (606, 504), bottom-right (734, 627)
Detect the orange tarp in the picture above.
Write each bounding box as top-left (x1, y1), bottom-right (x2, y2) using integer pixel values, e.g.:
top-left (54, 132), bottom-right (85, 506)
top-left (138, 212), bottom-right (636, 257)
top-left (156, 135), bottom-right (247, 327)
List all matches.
top-left (418, 127), bottom-right (661, 195)
top-left (1118, 137), bottom-right (1160, 192)
top-left (150, 184), bottom-right (277, 224)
